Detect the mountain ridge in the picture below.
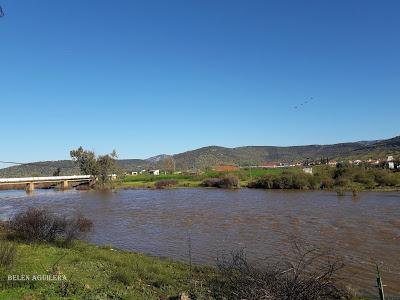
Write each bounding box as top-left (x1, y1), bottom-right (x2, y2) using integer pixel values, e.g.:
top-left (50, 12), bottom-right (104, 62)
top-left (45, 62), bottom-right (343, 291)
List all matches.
top-left (1, 136), bottom-right (399, 177)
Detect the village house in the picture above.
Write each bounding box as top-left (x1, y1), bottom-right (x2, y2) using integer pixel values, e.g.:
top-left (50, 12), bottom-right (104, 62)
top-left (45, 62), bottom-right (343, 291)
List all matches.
top-left (366, 159), bottom-right (380, 165)
top-left (387, 156), bottom-right (395, 169)
top-left (149, 169), bottom-right (160, 175)
top-left (260, 163), bottom-right (279, 168)
top-left (328, 161), bottom-right (337, 167)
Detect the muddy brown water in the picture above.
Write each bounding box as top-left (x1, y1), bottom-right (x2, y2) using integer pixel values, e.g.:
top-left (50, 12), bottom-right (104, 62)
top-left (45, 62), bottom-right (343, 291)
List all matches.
top-left (0, 188), bottom-right (399, 296)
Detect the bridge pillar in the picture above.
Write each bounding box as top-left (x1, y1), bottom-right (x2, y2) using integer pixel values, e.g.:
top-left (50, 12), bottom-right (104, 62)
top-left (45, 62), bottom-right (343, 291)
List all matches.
top-left (26, 182), bottom-right (35, 192)
top-left (61, 180), bottom-right (69, 190)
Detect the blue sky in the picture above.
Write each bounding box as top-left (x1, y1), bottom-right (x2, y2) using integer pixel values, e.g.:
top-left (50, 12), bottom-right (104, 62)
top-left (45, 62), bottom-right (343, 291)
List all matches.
top-left (0, 0), bottom-right (399, 166)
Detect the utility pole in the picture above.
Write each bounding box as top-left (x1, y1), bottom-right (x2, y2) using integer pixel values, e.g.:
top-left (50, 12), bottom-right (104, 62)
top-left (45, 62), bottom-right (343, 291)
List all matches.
top-left (376, 264), bottom-right (385, 300)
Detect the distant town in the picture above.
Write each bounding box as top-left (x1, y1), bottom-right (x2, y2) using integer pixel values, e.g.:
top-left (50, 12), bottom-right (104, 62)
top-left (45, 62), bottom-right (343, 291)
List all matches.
top-left (128, 155), bottom-right (400, 177)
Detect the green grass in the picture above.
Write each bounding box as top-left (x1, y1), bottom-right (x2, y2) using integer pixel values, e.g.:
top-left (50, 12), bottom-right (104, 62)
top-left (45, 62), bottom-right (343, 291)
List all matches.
top-left (119, 166), bottom-right (400, 192)
top-left (119, 168), bottom-right (299, 189)
top-left (0, 240), bottom-right (212, 300)
top-left (0, 238), bottom-right (380, 299)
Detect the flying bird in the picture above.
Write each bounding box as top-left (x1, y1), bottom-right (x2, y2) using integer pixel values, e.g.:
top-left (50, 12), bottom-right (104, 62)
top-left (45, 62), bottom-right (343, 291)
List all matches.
top-left (0, 6), bottom-right (4, 17)
top-left (293, 97), bottom-right (316, 110)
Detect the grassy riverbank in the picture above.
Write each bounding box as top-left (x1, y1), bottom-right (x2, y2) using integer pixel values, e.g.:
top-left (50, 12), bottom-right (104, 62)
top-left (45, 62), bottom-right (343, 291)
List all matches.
top-left (0, 239), bottom-right (211, 300)
top-left (118, 166), bottom-right (400, 192)
top-left (118, 168), bottom-right (296, 189)
top-left (0, 239), bottom-right (377, 300)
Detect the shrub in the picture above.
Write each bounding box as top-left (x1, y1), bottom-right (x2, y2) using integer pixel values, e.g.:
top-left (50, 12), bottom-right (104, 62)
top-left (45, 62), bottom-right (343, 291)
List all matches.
top-left (207, 243), bottom-right (349, 300)
top-left (154, 179), bottom-right (178, 189)
top-left (374, 170), bottom-right (399, 187)
top-left (64, 216), bottom-right (93, 245)
top-left (353, 172), bottom-right (375, 188)
top-left (217, 176), bottom-right (239, 188)
top-left (7, 208), bottom-right (65, 243)
top-left (320, 178), bottom-right (335, 189)
top-left (335, 177), bottom-right (351, 188)
top-left (291, 174), bottom-right (312, 189)
top-left (248, 174), bottom-right (274, 189)
top-left (201, 176), bottom-right (239, 189)
top-left (249, 174), bottom-right (312, 190)
top-left (110, 269), bottom-right (134, 285)
top-left (0, 240), bottom-right (16, 269)
top-left (248, 166), bottom-right (400, 191)
top-left (201, 178), bottom-right (222, 187)
top-left (6, 207), bottom-right (93, 245)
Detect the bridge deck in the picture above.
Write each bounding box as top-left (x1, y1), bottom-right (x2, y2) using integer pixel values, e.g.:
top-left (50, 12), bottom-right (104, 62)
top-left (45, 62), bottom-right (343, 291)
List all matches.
top-left (0, 175), bottom-right (92, 184)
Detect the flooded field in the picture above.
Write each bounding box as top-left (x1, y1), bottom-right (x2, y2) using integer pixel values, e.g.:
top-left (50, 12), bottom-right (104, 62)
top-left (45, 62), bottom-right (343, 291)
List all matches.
top-left (0, 188), bottom-right (399, 296)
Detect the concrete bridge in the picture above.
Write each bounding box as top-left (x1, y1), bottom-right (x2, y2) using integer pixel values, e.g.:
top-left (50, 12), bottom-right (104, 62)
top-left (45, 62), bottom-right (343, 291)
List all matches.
top-left (0, 175), bottom-right (92, 192)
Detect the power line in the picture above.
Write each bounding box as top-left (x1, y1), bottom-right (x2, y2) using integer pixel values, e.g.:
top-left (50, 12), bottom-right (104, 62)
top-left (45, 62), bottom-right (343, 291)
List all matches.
top-left (0, 161), bottom-right (30, 165)
top-left (0, 160), bottom-right (79, 170)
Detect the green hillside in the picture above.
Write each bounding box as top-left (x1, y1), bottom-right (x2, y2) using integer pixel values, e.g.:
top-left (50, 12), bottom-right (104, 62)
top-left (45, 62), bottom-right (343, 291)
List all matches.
top-left (1, 136), bottom-right (399, 177)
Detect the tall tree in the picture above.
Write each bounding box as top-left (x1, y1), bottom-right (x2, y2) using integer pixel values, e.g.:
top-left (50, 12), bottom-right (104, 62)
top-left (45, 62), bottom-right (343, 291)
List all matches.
top-left (70, 147), bottom-right (120, 188)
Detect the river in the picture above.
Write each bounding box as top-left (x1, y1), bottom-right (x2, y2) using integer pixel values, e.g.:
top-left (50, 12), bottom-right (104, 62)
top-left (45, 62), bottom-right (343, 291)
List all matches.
top-left (0, 188), bottom-right (399, 296)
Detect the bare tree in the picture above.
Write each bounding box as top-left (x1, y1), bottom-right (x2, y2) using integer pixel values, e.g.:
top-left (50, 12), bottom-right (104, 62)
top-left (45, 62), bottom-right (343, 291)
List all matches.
top-left (162, 156), bottom-right (176, 173)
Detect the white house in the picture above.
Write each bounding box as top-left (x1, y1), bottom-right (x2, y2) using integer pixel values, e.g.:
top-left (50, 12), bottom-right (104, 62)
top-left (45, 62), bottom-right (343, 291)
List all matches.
top-left (149, 169), bottom-right (160, 176)
top-left (130, 171), bottom-right (138, 176)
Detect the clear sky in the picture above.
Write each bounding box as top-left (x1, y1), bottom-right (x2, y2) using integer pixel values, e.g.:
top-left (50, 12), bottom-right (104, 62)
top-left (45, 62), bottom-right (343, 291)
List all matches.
top-left (0, 0), bottom-right (399, 167)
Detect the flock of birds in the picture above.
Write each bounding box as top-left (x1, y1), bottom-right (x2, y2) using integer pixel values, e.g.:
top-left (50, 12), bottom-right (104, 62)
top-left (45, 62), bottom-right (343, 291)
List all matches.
top-left (294, 97), bottom-right (316, 110)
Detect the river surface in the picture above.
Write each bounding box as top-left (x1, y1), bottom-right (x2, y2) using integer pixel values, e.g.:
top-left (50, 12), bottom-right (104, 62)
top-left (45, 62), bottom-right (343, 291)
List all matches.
top-left (0, 188), bottom-right (399, 296)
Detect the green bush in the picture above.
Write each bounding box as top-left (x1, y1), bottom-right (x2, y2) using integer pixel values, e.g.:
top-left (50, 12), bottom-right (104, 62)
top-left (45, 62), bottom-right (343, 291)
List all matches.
top-left (110, 269), bottom-right (135, 285)
top-left (248, 173), bottom-right (314, 190)
top-left (201, 176), bottom-right (239, 189)
top-left (154, 179), bottom-right (178, 189)
top-left (320, 178), bottom-right (335, 189)
top-left (374, 171), bottom-right (399, 186)
top-left (248, 166), bottom-right (400, 190)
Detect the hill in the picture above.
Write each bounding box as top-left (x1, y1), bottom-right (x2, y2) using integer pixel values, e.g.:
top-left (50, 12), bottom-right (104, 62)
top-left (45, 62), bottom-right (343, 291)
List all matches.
top-left (0, 136), bottom-right (399, 177)
top-left (172, 136), bottom-right (400, 169)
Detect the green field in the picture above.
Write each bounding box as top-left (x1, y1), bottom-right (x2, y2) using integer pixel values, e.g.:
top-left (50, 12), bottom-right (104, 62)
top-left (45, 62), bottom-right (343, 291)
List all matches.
top-left (118, 166), bottom-right (400, 192)
top-left (119, 168), bottom-right (298, 189)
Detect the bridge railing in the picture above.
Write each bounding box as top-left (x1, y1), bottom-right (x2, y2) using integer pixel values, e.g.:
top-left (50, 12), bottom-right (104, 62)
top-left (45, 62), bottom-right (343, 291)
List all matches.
top-left (0, 175), bottom-right (92, 183)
